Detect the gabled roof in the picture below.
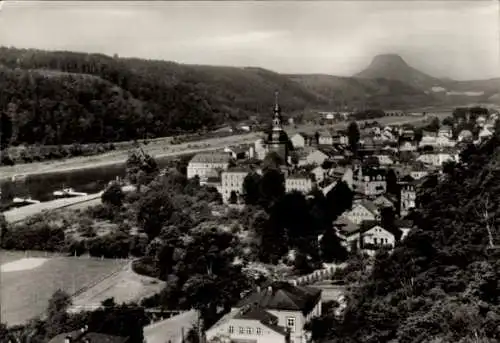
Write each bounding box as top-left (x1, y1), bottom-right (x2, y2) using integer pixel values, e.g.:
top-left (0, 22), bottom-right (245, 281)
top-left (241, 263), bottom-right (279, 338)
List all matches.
top-left (190, 152), bottom-right (231, 164)
top-left (357, 200), bottom-right (379, 215)
top-left (233, 306), bottom-right (288, 336)
top-left (333, 216), bottom-right (359, 235)
top-left (236, 282), bottom-right (321, 315)
top-left (373, 195), bottom-right (394, 208)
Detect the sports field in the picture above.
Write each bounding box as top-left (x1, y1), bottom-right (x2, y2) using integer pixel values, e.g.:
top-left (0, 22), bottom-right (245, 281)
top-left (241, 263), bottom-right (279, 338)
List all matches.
top-left (0, 250), bottom-right (128, 326)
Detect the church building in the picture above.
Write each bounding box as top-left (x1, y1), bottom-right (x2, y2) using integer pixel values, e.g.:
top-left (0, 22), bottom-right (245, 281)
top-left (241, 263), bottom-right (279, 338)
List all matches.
top-left (264, 92), bottom-right (292, 164)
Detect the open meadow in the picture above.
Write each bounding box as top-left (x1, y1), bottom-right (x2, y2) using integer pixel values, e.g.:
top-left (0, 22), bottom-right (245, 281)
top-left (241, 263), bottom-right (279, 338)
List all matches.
top-left (0, 250), bottom-right (128, 326)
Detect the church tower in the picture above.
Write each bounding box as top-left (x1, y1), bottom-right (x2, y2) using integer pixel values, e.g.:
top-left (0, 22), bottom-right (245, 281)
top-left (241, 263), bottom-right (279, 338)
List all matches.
top-left (265, 91), bottom-right (290, 164)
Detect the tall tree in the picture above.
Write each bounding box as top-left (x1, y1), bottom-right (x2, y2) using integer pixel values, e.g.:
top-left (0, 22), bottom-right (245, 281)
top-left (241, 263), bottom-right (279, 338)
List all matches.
top-left (242, 172), bottom-right (262, 205)
top-left (347, 121), bottom-right (360, 156)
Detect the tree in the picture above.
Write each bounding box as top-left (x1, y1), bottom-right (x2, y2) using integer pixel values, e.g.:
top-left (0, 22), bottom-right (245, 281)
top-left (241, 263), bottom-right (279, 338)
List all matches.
top-left (426, 116), bottom-right (440, 132)
top-left (242, 172), bottom-right (262, 205)
top-left (262, 151), bottom-right (284, 170)
top-left (414, 127), bottom-right (423, 147)
top-left (320, 228), bottom-right (347, 262)
top-left (347, 121), bottom-right (360, 155)
top-left (101, 183), bottom-right (124, 207)
top-left (259, 168), bottom-right (285, 209)
top-left (325, 181), bottom-right (354, 222)
top-left (45, 289), bottom-right (72, 338)
top-left (386, 169), bottom-right (399, 196)
top-left (0, 111), bottom-right (12, 149)
top-left (137, 188), bottom-right (175, 240)
top-left (125, 150), bottom-right (159, 187)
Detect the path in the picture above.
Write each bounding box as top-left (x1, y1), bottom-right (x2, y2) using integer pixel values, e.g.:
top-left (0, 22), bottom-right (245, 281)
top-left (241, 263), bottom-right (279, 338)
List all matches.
top-left (3, 192), bottom-right (103, 224)
top-left (143, 310), bottom-right (199, 343)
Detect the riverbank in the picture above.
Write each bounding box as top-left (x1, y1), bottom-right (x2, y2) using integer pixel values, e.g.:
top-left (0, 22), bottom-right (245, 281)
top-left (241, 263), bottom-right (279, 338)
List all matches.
top-left (0, 115), bottom-right (441, 182)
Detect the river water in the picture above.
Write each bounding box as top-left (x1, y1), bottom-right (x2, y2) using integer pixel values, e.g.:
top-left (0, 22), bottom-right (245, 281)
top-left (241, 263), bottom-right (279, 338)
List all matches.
top-left (0, 154), bottom-right (192, 203)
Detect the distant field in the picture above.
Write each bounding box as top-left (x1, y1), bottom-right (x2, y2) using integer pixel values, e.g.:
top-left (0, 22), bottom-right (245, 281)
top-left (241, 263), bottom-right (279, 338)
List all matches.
top-left (0, 251), bottom-right (127, 326)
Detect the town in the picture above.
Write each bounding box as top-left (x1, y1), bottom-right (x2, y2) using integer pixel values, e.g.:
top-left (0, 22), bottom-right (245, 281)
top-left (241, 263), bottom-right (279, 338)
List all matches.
top-left (1, 2), bottom-right (500, 343)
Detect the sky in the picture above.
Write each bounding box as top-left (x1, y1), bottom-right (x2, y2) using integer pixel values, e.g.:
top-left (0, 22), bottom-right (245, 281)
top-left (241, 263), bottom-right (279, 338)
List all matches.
top-left (0, 1), bottom-right (499, 80)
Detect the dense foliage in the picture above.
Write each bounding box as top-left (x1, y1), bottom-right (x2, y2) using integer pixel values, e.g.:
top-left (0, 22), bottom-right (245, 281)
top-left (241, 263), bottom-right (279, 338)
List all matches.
top-left (0, 46), bottom-right (325, 149)
top-left (312, 122), bottom-right (500, 343)
top-left (1, 291), bottom-right (147, 343)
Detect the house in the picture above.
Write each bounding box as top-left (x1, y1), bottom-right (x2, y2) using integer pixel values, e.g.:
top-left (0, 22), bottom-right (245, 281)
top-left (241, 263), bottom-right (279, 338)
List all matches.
top-left (333, 216), bottom-right (359, 239)
top-left (206, 282), bottom-right (322, 343)
top-left (372, 194), bottom-right (395, 209)
top-left (49, 327), bottom-right (129, 343)
top-left (220, 167), bottom-right (251, 203)
top-left (224, 145), bottom-right (252, 160)
top-left (438, 125), bottom-right (453, 138)
top-left (399, 140), bottom-right (417, 152)
top-left (311, 166), bottom-right (327, 184)
top-left (399, 177), bottom-right (416, 217)
top-left (187, 152), bottom-right (232, 180)
top-left (479, 127), bottom-right (493, 140)
top-left (331, 131), bottom-right (348, 145)
top-left (409, 165), bottom-right (429, 180)
top-left (374, 155), bottom-right (394, 166)
top-left (298, 148), bottom-right (329, 166)
top-left (290, 133), bottom-right (313, 148)
top-left (206, 304), bottom-right (289, 343)
top-left (286, 173), bottom-right (314, 194)
top-left (416, 153), bottom-right (457, 168)
top-left (340, 221), bottom-right (396, 254)
top-left (318, 131), bottom-right (334, 146)
top-left (352, 167), bottom-right (387, 196)
top-left (344, 199), bottom-right (379, 225)
top-left (254, 139), bottom-right (267, 160)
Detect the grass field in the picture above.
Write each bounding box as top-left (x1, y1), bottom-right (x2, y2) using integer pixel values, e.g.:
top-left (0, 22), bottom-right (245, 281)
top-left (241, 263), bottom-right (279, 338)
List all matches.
top-left (0, 251), bottom-right (127, 326)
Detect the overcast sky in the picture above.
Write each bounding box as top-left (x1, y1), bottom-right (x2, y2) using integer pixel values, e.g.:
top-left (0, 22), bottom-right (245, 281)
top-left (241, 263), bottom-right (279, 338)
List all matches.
top-left (0, 1), bottom-right (498, 80)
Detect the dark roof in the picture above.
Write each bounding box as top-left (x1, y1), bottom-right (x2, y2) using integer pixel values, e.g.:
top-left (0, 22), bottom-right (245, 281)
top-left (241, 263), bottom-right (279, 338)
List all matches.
top-left (266, 129), bottom-right (290, 144)
top-left (49, 331), bottom-right (129, 343)
top-left (395, 219), bottom-right (414, 229)
top-left (236, 281), bottom-right (321, 315)
top-left (233, 306), bottom-right (288, 336)
top-left (358, 200), bottom-right (379, 215)
top-left (333, 216), bottom-right (359, 235)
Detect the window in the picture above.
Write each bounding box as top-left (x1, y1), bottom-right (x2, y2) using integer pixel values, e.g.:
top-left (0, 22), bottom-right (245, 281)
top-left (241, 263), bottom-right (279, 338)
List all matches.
top-left (239, 327), bottom-right (244, 334)
top-left (246, 327), bottom-right (252, 335)
top-left (286, 317), bottom-right (296, 333)
top-left (229, 326), bottom-right (234, 334)
top-left (256, 328), bottom-right (262, 335)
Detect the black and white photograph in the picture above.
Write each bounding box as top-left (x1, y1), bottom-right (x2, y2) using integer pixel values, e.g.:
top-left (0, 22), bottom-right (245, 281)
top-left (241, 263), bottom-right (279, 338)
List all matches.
top-left (0, 1), bottom-right (499, 342)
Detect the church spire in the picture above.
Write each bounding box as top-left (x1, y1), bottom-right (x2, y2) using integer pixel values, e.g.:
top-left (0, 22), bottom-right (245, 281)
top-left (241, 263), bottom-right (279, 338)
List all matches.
top-left (272, 91), bottom-right (282, 130)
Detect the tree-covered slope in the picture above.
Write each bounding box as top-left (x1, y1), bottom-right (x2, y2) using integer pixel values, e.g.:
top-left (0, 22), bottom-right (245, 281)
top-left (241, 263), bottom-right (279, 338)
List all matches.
top-left (0, 47), bottom-right (327, 146)
top-left (287, 73), bottom-right (437, 109)
top-left (317, 123), bottom-right (500, 343)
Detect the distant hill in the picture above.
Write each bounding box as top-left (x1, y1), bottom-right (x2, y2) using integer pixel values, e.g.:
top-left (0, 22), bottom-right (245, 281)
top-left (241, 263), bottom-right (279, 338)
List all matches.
top-left (354, 53), bottom-right (500, 105)
top-left (287, 73), bottom-right (437, 109)
top-left (0, 46), bottom-right (498, 147)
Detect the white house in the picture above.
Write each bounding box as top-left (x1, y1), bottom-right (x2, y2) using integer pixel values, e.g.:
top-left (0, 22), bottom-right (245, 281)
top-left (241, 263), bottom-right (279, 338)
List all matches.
top-left (220, 167), bottom-right (251, 203)
top-left (286, 174), bottom-right (314, 194)
top-left (479, 127), bottom-right (493, 140)
top-left (352, 168), bottom-right (387, 196)
top-left (311, 166), bottom-right (326, 184)
top-left (344, 200), bottom-right (379, 225)
top-left (298, 149), bottom-right (329, 166)
top-left (206, 306), bottom-right (289, 343)
top-left (207, 282), bottom-right (322, 343)
top-left (416, 153), bottom-right (457, 167)
top-left (399, 141), bottom-right (417, 152)
top-left (438, 125), bottom-right (453, 138)
top-left (187, 152), bottom-right (231, 180)
top-left (340, 222), bottom-right (396, 254)
top-left (291, 133), bottom-right (312, 149)
top-left (374, 155), bottom-right (394, 166)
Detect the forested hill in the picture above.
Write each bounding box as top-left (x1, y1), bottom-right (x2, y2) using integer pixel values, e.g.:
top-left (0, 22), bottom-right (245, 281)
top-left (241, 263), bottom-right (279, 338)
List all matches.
top-left (0, 47), bottom-right (327, 146)
top-left (317, 123), bottom-right (500, 343)
top-left (0, 46), bottom-right (437, 147)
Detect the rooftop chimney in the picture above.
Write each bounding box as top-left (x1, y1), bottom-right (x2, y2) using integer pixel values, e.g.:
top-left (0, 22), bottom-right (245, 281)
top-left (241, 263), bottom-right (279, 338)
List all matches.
top-left (64, 336), bottom-right (72, 343)
top-left (267, 286), bottom-right (272, 292)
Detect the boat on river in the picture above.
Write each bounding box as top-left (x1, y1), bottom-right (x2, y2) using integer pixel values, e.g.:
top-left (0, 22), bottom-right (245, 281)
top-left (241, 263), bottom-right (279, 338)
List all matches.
top-left (52, 186), bottom-right (88, 198)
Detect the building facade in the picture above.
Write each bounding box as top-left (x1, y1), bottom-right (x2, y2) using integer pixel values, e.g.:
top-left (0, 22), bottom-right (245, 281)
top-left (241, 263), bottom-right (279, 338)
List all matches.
top-left (285, 174), bottom-right (314, 194)
top-left (187, 152), bottom-right (231, 180)
top-left (220, 168), bottom-right (251, 203)
top-left (400, 182), bottom-right (416, 217)
top-left (265, 92), bottom-right (290, 164)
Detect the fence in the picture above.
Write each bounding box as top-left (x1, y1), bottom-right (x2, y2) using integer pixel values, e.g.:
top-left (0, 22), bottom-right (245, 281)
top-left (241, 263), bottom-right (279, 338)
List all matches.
top-left (289, 264), bottom-right (344, 286)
